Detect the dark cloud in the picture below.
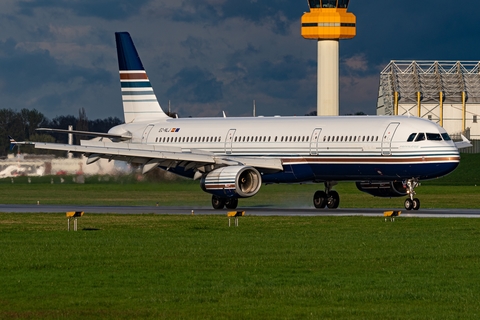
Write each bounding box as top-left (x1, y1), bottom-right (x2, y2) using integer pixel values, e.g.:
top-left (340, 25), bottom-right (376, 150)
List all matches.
top-left (0, 38), bottom-right (114, 119)
top-left (180, 36), bottom-right (211, 59)
top-left (167, 67), bottom-right (223, 103)
top-left (256, 55), bottom-right (311, 82)
top-left (3, 0), bottom-right (479, 119)
top-left (0, 38), bottom-right (111, 95)
top-left (172, 1), bottom-right (304, 35)
top-left (17, 0), bottom-right (151, 20)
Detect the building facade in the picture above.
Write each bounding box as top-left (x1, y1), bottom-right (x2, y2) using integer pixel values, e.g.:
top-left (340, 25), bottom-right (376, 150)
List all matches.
top-left (377, 61), bottom-right (480, 148)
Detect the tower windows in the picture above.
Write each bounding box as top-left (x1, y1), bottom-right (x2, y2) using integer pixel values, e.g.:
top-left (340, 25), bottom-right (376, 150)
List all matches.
top-left (308, 0), bottom-right (321, 8)
top-left (338, 0), bottom-right (349, 8)
top-left (322, 0), bottom-right (337, 8)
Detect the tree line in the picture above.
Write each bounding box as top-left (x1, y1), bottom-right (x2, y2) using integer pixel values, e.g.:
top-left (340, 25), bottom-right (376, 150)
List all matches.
top-left (0, 108), bottom-right (122, 158)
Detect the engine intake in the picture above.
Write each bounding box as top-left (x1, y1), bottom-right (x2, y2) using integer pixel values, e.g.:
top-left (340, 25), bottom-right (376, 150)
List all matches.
top-left (201, 166), bottom-right (262, 198)
top-left (356, 181), bottom-right (407, 198)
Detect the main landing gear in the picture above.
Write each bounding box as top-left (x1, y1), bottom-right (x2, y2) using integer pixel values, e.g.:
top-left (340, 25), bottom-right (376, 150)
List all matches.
top-left (313, 181), bottom-right (339, 209)
top-left (212, 195), bottom-right (238, 210)
top-left (404, 178), bottom-right (420, 211)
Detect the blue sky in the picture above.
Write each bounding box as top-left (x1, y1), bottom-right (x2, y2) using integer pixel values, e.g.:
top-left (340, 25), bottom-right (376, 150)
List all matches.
top-left (0, 0), bottom-right (478, 121)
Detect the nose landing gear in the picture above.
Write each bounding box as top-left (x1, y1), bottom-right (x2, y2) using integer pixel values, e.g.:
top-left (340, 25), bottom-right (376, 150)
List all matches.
top-left (404, 178), bottom-right (420, 210)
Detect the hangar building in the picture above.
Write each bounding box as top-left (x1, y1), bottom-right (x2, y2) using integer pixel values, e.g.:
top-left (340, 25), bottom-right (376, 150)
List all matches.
top-left (377, 61), bottom-right (480, 152)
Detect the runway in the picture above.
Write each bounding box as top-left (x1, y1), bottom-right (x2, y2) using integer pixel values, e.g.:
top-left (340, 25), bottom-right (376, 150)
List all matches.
top-left (1, 204), bottom-right (480, 218)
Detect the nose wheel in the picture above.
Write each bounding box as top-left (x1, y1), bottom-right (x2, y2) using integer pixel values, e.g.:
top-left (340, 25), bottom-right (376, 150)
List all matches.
top-left (404, 198), bottom-right (420, 210)
top-left (404, 178), bottom-right (420, 210)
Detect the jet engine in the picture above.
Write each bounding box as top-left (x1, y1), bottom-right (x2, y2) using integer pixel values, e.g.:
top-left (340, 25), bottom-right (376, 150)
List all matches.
top-left (200, 166), bottom-right (262, 198)
top-left (355, 181), bottom-right (407, 197)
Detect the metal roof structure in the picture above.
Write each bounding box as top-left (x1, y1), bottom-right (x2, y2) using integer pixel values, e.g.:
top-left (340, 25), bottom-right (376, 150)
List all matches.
top-left (377, 61), bottom-right (480, 145)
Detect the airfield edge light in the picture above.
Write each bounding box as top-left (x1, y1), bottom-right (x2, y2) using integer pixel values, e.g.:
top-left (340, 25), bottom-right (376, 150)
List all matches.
top-left (301, 0), bottom-right (356, 116)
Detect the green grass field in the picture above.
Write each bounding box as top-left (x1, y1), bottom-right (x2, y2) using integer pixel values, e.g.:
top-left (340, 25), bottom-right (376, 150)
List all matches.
top-left (1, 214), bottom-right (480, 319)
top-left (1, 154), bottom-right (479, 209)
top-left (1, 154), bottom-right (480, 319)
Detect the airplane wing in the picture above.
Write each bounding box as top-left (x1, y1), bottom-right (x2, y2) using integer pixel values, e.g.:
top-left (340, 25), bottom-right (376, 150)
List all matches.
top-left (34, 140), bottom-right (283, 176)
top-left (455, 135), bottom-right (472, 149)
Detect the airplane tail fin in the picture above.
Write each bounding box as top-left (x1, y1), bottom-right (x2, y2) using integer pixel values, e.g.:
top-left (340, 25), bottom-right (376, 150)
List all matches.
top-left (115, 32), bottom-right (168, 123)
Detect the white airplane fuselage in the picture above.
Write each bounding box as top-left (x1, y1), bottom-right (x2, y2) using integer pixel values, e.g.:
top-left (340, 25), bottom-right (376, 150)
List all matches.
top-left (109, 115), bottom-right (459, 183)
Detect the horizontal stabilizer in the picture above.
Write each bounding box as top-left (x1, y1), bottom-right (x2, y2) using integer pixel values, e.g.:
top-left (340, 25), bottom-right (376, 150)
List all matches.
top-left (36, 128), bottom-right (131, 141)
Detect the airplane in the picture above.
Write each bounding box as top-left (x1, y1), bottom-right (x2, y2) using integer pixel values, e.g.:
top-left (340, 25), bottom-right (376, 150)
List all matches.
top-left (29, 32), bottom-right (470, 211)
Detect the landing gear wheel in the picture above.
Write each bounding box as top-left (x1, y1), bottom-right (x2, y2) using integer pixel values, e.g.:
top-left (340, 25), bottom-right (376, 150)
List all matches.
top-left (326, 190), bottom-right (340, 209)
top-left (225, 198), bottom-right (238, 209)
top-left (412, 198), bottom-right (420, 210)
top-left (212, 196), bottom-right (225, 210)
top-left (313, 191), bottom-right (327, 209)
top-left (404, 198), bottom-right (413, 211)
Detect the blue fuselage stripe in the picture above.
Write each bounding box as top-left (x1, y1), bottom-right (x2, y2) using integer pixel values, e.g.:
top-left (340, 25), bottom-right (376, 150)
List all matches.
top-left (121, 82), bottom-right (152, 88)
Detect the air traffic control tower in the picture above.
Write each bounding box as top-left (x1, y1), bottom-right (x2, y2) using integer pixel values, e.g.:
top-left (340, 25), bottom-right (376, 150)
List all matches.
top-left (301, 0), bottom-right (356, 116)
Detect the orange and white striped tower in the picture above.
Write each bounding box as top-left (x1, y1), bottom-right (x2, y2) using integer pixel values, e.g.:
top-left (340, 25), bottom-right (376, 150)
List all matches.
top-left (301, 0), bottom-right (356, 116)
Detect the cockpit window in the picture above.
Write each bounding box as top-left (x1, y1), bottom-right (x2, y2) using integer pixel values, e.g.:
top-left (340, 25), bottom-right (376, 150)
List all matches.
top-left (426, 133), bottom-right (442, 141)
top-left (441, 133), bottom-right (452, 141)
top-left (415, 133), bottom-right (425, 142)
top-left (407, 133), bottom-right (417, 142)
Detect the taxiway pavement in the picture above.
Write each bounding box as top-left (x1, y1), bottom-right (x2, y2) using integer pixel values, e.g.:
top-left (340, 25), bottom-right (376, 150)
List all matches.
top-left (1, 204), bottom-right (480, 218)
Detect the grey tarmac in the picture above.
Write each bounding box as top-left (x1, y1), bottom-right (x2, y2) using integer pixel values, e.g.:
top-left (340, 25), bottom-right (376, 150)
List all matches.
top-left (1, 204), bottom-right (480, 218)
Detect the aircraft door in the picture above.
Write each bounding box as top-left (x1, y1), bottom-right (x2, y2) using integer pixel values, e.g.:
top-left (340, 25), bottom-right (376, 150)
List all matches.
top-left (225, 129), bottom-right (236, 155)
top-left (309, 128), bottom-right (322, 155)
top-left (381, 122), bottom-right (400, 156)
top-left (141, 125), bottom-right (154, 144)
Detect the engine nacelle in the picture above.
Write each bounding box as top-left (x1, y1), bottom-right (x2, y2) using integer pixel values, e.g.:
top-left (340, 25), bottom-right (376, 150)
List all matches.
top-left (356, 181), bottom-right (407, 198)
top-left (201, 166), bottom-right (262, 198)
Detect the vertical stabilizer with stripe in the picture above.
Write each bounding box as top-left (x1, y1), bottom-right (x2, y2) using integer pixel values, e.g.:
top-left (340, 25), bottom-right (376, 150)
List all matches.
top-left (115, 32), bottom-right (168, 123)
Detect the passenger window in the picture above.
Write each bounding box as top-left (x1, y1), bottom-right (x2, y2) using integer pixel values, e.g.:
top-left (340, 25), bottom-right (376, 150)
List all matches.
top-left (415, 133), bottom-right (425, 142)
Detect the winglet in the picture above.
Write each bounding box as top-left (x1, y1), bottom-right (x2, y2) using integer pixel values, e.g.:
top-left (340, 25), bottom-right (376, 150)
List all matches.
top-left (115, 32), bottom-right (168, 123)
top-left (455, 134), bottom-right (473, 149)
